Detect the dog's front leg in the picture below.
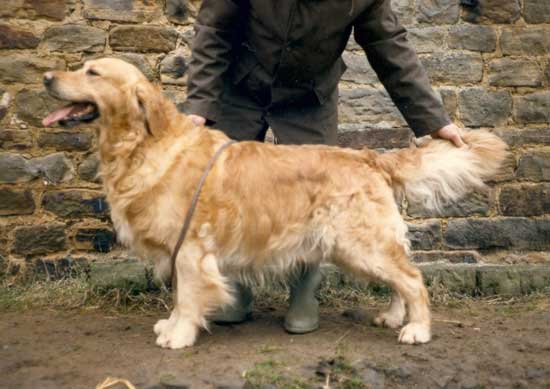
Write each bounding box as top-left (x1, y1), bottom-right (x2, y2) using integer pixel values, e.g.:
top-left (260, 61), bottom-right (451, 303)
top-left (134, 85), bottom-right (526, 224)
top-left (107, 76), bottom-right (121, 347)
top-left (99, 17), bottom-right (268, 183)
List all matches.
top-left (154, 243), bottom-right (232, 349)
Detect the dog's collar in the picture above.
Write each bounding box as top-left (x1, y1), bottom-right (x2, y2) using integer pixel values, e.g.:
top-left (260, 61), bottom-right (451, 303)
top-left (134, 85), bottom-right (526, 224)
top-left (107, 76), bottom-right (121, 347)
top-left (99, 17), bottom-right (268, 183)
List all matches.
top-left (170, 139), bottom-right (236, 287)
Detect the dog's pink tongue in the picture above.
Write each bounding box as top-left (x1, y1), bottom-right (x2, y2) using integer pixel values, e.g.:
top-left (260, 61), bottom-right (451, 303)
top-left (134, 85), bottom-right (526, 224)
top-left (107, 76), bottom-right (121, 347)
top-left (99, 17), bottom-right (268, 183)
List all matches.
top-left (42, 105), bottom-right (75, 127)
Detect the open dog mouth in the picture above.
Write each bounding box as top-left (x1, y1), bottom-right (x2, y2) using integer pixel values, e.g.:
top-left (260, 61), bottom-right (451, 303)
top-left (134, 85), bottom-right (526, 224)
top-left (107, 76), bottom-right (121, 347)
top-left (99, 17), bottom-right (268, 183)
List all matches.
top-left (42, 102), bottom-right (99, 127)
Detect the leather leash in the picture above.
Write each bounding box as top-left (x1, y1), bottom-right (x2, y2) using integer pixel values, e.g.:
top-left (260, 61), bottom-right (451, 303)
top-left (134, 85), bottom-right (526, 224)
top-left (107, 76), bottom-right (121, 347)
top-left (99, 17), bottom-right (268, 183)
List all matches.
top-left (170, 139), bottom-right (236, 288)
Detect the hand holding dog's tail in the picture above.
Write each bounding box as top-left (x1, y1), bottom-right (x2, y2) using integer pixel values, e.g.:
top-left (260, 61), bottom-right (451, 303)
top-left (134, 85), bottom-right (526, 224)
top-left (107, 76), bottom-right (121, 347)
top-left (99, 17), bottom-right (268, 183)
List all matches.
top-left (378, 130), bottom-right (509, 212)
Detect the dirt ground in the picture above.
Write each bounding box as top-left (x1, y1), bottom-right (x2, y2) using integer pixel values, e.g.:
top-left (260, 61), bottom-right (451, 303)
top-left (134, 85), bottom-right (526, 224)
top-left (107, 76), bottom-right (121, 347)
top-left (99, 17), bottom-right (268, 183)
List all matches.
top-left (1, 296), bottom-right (550, 389)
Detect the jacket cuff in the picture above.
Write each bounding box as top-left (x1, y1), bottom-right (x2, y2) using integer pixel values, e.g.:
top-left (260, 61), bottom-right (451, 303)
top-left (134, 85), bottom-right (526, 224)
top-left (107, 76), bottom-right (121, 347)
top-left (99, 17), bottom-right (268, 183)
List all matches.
top-left (409, 113), bottom-right (452, 138)
top-left (181, 100), bottom-right (219, 123)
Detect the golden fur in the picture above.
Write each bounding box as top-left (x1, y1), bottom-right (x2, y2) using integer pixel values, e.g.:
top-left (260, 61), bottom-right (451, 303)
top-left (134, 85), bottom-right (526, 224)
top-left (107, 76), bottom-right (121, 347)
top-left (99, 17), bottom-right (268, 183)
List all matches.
top-left (44, 58), bottom-right (509, 349)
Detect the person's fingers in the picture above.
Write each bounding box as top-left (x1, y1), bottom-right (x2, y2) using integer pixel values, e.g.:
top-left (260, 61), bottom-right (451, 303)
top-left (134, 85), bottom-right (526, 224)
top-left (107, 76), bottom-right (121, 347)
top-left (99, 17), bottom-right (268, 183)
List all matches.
top-left (189, 114), bottom-right (206, 125)
top-left (452, 133), bottom-right (465, 147)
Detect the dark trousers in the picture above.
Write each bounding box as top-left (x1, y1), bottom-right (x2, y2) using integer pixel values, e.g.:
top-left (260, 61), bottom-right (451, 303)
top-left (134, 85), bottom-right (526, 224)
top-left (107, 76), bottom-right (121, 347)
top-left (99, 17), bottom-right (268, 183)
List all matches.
top-left (213, 75), bottom-right (338, 146)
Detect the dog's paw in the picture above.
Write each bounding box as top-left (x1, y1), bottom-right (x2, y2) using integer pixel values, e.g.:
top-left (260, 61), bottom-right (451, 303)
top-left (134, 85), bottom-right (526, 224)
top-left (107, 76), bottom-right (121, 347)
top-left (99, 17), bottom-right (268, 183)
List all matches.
top-left (373, 312), bottom-right (404, 329)
top-left (155, 319), bottom-right (198, 349)
top-left (153, 318), bottom-right (172, 336)
top-left (398, 323), bottom-right (431, 345)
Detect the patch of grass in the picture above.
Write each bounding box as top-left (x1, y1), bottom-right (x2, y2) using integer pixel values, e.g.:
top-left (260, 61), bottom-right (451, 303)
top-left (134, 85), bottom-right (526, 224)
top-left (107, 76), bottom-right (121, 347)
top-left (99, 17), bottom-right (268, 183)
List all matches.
top-left (243, 359), bottom-right (310, 389)
top-left (1, 272), bottom-right (549, 316)
top-left (316, 356), bottom-right (367, 389)
top-left (259, 344), bottom-right (283, 354)
top-left (0, 277), bottom-right (172, 314)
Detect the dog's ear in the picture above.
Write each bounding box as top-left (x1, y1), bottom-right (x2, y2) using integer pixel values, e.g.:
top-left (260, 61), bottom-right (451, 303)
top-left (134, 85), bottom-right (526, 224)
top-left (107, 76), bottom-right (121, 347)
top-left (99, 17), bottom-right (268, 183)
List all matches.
top-left (134, 81), bottom-right (168, 137)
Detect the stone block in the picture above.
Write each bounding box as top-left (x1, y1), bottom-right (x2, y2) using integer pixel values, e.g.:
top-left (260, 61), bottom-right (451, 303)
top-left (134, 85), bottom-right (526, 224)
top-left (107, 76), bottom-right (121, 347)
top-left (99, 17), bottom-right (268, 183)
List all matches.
top-left (37, 131), bottom-right (93, 151)
top-left (412, 251), bottom-right (480, 264)
top-left (421, 53), bottom-right (483, 84)
top-left (524, 0), bottom-right (550, 23)
top-left (112, 53), bottom-right (155, 81)
top-left (448, 25), bottom-right (497, 52)
top-left (407, 221), bottom-right (442, 250)
top-left (15, 88), bottom-right (64, 127)
top-left (513, 92), bottom-right (550, 125)
top-left (337, 124), bottom-right (412, 149)
top-left (89, 259), bottom-right (151, 291)
top-left (458, 88), bottom-right (512, 127)
top-left (32, 256), bottom-right (89, 280)
top-left (0, 130), bottom-right (33, 150)
top-left (78, 154), bottom-right (100, 183)
top-left (501, 27), bottom-right (550, 56)
top-left (41, 24), bottom-right (106, 53)
top-left (516, 150), bottom-right (550, 182)
top-left (0, 189), bottom-right (35, 216)
top-left (462, 0), bottom-right (520, 24)
top-left (74, 227), bottom-right (115, 252)
top-left (0, 24), bottom-right (40, 49)
top-left (110, 25), bottom-right (178, 53)
top-left (41, 190), bottom-right (109, 218)
top-left (165, 0), bottom-right (189, 24)
top-left (83, 53), bottom-right (156, 81)
top-left (0, 152), bottom-right (35, 183)
top-left (160, 49), bottom-right (189, 85)
top-left (518, 266), bottom-right (550, 294)
top-left (0, 91), bottom-right (10, 121)
top-left (421, 264), bottom-right (478, 295)
top-left (474, 265), bottom-right (550, 296)
top-left (495, 128), bottom-right (550, 148)
top-left (417, 0), bottom-right (459, 24)
top-left (339, 88), bottom-right (406, 127)
top-left (499, 184), bottom-right (550, 216)
top-left (488, 58), bottom-right (542, 88)
top-left (164, 89), bottom-right (188, 112)
top-left (407, 27), bottom-right (447, 54)
top-left (0, 54), bottom-right (65, 84)
top-left (13, 223), bottom-right (67, 255)
top-left (341, 51), bottom-right (379, 85)
top-left (28, 152), bottom-right (74, 184)
top-left (0, 152), bottom-right (72, 185)
top-left (0, 254), bottom-right (6, 276)
top-left (444, 218), bottom-right (550, 251)
top-left (437, 88), bottom-right (458, 121)
top-left (83, 0), bottom-right (161, 22)
top-left (476, 266), bottom-right (522, 296)
top-left (407, 190), bottom-right (491, 218)
top-left (0, 0), bottom-right (66, 20)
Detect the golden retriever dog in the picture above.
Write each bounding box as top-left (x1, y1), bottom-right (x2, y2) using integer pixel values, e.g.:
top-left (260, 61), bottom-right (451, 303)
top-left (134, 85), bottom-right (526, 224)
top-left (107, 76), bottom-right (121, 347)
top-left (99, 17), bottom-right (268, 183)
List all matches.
top-left (42, 58), bottom-right (508, 349)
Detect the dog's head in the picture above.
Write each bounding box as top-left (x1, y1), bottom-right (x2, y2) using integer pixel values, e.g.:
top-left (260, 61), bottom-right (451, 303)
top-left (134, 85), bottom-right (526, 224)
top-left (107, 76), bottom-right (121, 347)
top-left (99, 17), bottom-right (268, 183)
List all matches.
top-left (42, 58), bottom-right (166, 136)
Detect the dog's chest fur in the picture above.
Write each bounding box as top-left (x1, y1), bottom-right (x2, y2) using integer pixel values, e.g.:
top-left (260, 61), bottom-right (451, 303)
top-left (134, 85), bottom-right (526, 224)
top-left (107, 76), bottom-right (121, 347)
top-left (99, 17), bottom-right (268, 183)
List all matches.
top-left (100, 134), bottom-right (203, 258)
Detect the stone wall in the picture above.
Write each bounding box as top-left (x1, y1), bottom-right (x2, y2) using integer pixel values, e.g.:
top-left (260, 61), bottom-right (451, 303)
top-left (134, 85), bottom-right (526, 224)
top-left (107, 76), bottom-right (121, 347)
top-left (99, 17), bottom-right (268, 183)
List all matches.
top-left (0, 0), bottom-right (549, 280)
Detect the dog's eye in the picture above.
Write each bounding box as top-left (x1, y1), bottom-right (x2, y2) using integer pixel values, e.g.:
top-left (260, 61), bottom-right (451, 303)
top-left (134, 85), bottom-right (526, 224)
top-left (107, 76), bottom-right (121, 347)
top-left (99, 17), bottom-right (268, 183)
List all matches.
top-left (86, 68), bottom-right (100, 76)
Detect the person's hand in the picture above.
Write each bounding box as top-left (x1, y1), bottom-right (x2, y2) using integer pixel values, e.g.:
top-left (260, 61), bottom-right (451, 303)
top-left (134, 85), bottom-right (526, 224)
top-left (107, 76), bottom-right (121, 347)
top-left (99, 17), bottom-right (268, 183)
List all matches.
top-left (188, 114), bottom-right (206, 126)
top-left (431, 123), bottom-right (465, 147)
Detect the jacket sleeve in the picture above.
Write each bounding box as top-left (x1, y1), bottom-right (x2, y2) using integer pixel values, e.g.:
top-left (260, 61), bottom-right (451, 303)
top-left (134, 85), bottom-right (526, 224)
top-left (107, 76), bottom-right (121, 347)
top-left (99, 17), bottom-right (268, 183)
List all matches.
top-left (353, 0), bottom-right (451, 137)
top-left (185, 0), bottom-right (243, 122)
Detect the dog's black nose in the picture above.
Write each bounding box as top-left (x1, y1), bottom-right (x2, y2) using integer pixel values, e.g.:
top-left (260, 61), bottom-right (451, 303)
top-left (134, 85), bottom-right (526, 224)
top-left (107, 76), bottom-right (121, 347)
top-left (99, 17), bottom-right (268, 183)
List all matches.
top-left (43, 72), bottom-right (54, 87)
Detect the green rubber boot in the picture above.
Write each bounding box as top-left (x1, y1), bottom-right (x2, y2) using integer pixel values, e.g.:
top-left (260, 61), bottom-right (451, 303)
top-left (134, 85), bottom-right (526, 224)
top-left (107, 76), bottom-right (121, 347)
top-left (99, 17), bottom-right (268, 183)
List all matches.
top-left (284, 264), bottom-right (322, 334)
top-left (210, 282), bottom-right (253, 324)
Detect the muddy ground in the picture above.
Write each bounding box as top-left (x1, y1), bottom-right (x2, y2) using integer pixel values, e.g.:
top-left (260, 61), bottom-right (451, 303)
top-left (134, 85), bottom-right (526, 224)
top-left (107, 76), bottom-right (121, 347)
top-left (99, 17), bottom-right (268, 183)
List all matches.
top-left (1, 297), bottom-right (550, 389)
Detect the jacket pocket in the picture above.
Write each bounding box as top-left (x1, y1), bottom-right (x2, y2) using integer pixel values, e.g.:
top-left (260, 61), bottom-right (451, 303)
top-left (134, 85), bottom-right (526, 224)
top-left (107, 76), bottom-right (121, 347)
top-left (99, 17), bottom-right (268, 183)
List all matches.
top-left (313, 57), bottom-right (347, 104)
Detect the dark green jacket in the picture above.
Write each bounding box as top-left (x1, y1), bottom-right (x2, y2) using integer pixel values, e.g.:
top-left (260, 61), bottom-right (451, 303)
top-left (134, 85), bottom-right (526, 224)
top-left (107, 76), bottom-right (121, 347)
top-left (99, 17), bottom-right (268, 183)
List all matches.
top-left (186, 0), bottom-right (451, 137)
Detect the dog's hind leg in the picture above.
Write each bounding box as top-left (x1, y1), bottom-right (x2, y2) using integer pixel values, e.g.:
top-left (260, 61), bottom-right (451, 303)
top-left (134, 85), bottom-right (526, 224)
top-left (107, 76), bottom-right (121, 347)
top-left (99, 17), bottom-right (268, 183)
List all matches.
top-left (154, 243), bottom-right (233, 349)
top-left (334, 236), bottom-right (431, 344)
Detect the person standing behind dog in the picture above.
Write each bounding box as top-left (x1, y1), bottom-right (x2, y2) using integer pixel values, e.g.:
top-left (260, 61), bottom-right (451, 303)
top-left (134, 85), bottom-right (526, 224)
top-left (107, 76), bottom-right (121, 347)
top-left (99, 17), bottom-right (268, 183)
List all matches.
top-left (184, 0), bottom-right (465, 334)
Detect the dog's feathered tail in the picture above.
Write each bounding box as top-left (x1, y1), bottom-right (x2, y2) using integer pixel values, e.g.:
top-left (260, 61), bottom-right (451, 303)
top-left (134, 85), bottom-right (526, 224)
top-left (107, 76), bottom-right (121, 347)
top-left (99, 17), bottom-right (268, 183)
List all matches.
top-left (376, 130), bottom-right (509, 212)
